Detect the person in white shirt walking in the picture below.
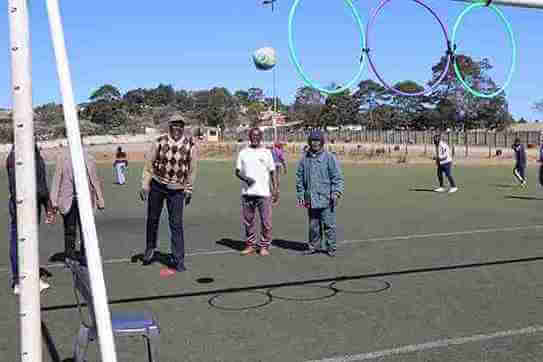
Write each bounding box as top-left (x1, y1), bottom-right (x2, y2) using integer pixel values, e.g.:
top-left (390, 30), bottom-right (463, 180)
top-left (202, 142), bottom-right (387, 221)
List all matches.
top-left (235, 128), bottom-right (278, 256)
top-left (433, 134), bottom-right (458, 193)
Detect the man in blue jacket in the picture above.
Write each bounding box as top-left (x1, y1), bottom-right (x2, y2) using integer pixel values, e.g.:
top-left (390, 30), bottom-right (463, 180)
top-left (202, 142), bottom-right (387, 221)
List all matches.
top-left (296, 130), bottom-right (344, 257)
top-left (512, 137), bottom-right (527, 186)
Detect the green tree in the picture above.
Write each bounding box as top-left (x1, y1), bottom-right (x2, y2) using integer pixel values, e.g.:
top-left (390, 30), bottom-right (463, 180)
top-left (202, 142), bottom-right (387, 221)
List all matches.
top-left (89, 84), bottom-right (121, 102)
top-left (234, 90), bottom-right (250, 107)
top-left (291, 86), bottom-right (325, 126)
top-left (389, 80), bottom-right (427, 130)
top-left (429, 54), bottom-right (513, 130)
top-left (319, 88), bottom-right (360, 128)
top-left (248, 88), bottom-right (265, 103)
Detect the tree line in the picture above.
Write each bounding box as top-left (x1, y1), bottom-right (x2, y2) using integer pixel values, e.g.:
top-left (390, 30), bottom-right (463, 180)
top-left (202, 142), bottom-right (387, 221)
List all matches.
top-left (4, 52), bottom-right (542, 143)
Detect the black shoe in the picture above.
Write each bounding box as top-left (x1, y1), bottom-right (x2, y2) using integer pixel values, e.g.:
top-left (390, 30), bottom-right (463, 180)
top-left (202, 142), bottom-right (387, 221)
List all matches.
top-left (303, 246), bottom-right (319, 255)
top-left (175, 264), bottom-right (186, 272)
top-left (326, 249), bottom-right (336, 257)
top-left (142, 249), bottom-right (155, 265)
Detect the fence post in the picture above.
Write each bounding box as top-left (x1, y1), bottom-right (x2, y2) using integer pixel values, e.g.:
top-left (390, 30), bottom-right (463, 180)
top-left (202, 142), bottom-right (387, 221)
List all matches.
top-left (465, 132), bottom-right (468, 157)
top-left (488, 131), bottom-right (491, 158)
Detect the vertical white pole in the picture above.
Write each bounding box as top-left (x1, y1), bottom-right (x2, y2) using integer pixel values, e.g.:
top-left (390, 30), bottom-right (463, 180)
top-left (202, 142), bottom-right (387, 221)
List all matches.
top-left (8, 1), bottom-right (42, 361)
top-left (44, 1), bottom-right (117, 361)
top-left (273, 67), bottom-right (277, 142)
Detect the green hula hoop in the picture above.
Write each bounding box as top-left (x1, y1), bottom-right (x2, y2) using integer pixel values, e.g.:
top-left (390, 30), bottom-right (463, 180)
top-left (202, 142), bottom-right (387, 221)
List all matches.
top-left (452, 3), bottom-right (516, 98)
top-left (288, 0), bottom-right (366, 95)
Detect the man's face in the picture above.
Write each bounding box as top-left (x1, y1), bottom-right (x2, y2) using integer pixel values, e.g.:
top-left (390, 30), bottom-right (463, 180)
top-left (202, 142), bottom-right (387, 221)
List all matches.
top-left (309, 139), bottom-right (322, 152)
top-left (249, 129), bottom-right (262, 147)
top-left (169, 124), bottom-right (184, 141)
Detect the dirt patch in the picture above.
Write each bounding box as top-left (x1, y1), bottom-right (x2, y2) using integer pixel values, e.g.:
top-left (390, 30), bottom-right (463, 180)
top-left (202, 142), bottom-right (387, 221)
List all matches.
top-left (4, 141), bottom-right (540, 167)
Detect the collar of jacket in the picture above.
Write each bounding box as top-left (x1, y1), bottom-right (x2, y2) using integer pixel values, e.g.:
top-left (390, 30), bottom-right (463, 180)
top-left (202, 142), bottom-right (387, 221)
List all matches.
top-left (307, 149), bottom-right (324, 158)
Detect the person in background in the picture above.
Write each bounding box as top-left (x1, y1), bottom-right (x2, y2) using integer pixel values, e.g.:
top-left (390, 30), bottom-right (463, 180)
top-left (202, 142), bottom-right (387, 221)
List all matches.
top-left (512, 137), bottom-right (527, 187)
top-left (49, 134), bottom-right (105, 263)
top-left (235, 127), bottom-right (278, 256)
top-left (7, 141), bottom-right (52, 295)
top-left (296, 130), bottom-right (344, 257)
top-left (139, 116), bottom-right (199, 272)
top-left (271, 142), bottom-right (287, 187)
top-left (113, 146), bottom-right (128, 185)
top-left (433, 134), bottom-right (458, 193)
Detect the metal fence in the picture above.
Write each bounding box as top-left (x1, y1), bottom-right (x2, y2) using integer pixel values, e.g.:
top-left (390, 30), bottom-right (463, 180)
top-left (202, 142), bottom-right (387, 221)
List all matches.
top-left (223, 128), bottom-right (542, 148)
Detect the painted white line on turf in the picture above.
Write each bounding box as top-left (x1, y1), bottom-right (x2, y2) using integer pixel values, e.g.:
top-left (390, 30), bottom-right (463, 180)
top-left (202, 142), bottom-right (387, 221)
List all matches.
top-left (0, 224), bottom-right (541, 274)
top-left (304, 325), bottom-right (543, 362)
top-left (342, 224), bottom-right (543, 245)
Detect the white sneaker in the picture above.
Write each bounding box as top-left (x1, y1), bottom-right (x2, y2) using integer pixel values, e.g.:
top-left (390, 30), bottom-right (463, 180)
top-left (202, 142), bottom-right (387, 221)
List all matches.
top-left (434, 187), bottom-right (446, 192)
top-left (40, 279), bottom-right (50, 292)
top-left (448, 187), bottom-right (458, 193)
top-left (13, 284), bottom-right (20, 295)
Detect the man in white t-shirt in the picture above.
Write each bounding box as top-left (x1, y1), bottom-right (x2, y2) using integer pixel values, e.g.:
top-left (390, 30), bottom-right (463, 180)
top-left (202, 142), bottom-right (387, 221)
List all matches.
top-left (433, 134), bottom-right (458, 193)
top-left (235, 128), bottom-right (278, 256)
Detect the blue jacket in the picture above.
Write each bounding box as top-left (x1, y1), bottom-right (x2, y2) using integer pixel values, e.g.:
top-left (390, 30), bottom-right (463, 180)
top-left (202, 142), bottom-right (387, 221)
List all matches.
top-left (513, 144), bottom-right (526, 166)
top-left (296, 150), bottom-right (344, 209)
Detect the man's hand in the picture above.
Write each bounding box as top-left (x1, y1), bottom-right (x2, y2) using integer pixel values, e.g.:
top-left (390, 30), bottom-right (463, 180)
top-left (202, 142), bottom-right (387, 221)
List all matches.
top-left (185, 193), bottom-right (192, 206)
top-left (272, 191), bottom-right (280, 205)
top-left (296, 199), bottom-right (306, 209)
top-left (45, 208), bottom-right (57, 224)
top-left (139, 189), bottom-right (149, 202)
top-left (330, 193), bottom-right (340, 208)
top-left (245, 177), bottom-right (256, 187)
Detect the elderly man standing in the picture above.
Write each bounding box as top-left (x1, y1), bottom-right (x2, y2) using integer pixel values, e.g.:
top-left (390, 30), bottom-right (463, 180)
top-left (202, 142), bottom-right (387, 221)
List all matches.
top-left (296, 130), bottom-right (344, 257)
top-left (50, 135), bottom-right (105, 262)
top-left (235, 127), bottom-right (278, 256)
top-left (140, 116), bottom-right (198, 272)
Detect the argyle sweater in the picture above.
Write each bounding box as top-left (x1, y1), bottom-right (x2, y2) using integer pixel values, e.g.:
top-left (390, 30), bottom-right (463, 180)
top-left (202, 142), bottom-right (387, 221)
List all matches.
top-left (142, 134), bottom-right (198, 193)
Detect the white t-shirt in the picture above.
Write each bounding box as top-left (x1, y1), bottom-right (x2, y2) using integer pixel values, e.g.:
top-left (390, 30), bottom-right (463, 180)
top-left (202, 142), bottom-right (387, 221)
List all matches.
top-left (437, 141), bottom-right (452, 164)
top-left (236, 147), bottom-right (275, 197)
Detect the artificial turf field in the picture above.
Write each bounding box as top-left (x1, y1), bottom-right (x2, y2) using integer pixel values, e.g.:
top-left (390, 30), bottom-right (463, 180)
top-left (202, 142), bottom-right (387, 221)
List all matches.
top-left (1, 161), bottom-right (543, 362)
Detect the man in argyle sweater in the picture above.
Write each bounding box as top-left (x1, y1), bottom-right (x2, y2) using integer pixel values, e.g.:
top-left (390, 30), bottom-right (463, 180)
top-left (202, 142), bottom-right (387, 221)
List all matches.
top-left (140, 116), bottom-right (198, 272)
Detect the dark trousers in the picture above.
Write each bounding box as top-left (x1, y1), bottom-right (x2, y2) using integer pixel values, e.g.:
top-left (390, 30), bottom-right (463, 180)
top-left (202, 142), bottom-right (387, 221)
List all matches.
top-left (146, 179), bottom-right (185, 266)
top-left (514, 164), bottom-right (526, 183)
top-left (308, 207), bottom-right (337, 251)
top-left (437, 162), bottom-right (456, 188)
top-left (539, 165), bottom-right (543, 187)
top-left (9, 197), bottom-right (44, 286)
top-left (62, 198), bottom-right (85, 258)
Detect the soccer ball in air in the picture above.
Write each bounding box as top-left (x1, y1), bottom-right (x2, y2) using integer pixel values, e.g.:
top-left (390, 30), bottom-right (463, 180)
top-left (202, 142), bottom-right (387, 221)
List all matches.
top-left (252, 47), bottom-right (277, 71)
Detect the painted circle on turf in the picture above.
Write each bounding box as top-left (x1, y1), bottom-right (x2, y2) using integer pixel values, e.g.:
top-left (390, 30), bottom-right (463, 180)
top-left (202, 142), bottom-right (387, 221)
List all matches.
top-left (452, 3), bottom-right (516, 98)
top-left (330, 279), bottom-right (391, 294)
top-left (288, 0), bottom-right (366, 95)
top-left (208, 291), bottom-right (272, 311)
top-left (365, 0), bottom-right (451, 96)
top-left (267, 285), bottom-right (337, 302)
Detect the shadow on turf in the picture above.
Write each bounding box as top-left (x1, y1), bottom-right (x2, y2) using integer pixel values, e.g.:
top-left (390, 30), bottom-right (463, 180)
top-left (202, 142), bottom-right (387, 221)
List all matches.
top-left (505, 195), bottom-right (543, 201)
top-left (409, 188), bottom-right (436, 193)
top-left (42, 254), bottom-right (543, 313)
top-left (217, 238), bottom-right (308, 251)
top-left (130, 252), bottom-right (178, 268)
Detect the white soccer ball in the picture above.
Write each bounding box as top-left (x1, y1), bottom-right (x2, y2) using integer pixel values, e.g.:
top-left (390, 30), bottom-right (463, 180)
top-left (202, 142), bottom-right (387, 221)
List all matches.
top-left (252, 47), bottom-right (277, 71)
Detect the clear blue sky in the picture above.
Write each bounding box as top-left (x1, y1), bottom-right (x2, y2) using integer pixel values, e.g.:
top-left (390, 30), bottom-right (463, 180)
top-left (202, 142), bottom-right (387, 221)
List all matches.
top-left (0, 0), bottom-right (541, 120)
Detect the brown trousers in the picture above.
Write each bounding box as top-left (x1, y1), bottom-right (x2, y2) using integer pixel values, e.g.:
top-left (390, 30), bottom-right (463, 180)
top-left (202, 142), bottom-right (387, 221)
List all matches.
top-left (241, 195), bottom-right (272, 248)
